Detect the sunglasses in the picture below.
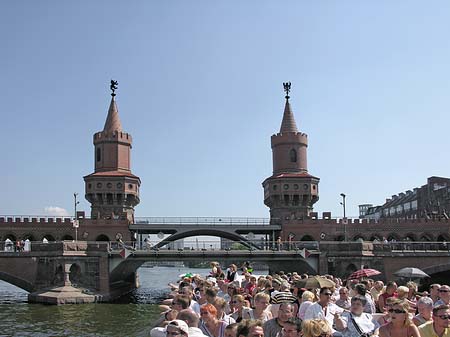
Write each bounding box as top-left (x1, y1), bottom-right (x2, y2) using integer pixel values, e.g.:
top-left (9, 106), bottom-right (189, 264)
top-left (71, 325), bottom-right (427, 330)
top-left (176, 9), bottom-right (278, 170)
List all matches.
top-left (439, 289), bottom-right (450, 293)
top-left (388, 309), bottom-right (406, 314)
top-left (232, 301), bottom-right (241, 304)
top-left (437, 315), bottom-right (450, 320)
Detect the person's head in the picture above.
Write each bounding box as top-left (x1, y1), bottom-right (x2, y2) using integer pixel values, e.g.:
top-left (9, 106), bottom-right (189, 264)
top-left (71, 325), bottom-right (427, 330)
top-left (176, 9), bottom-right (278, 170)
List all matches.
top-left (280, 281), bottom-right (290, 292)
top-left (200, 303), bottom-right (218, 323)
top-left (396, 286), bottom-right (409, 300)
top-left (354, 284), bottom-right (367, 296)
top-left (178, 286), bottom-right (193, 299)
top-left (430, 283), bottom-right (441, 296)
top-left (177, 309), bottom-right (200, 328)
top-left (406, 281), bottom-right (417, 294)
top-left (389, 299), bottom-right (411, 327)
top-left (338, 287), bottom-right (349, 299)
top-left (302, 318), bottom-right (332, 337)
top-left (417, 296), bottom-right (433, 319)
top-left (229, 264), bottom-right (237, 272)
top-left (254, 292), bottom-right (270, 311)
top-left (232, 295), bottom-right (245, 310)
top-left (318, 287), bottom-right (333, 305)
top-left (282, 317), bottom-right (302, 337)
top-left (249, 276), bottom-right (257, 284)
top-left (225, 323), bottom-right (239, 337)
top-left (165, 320), bottom-right (189, 337)
top-left (350, 295), bottom-right (367, 315)
top-left (227, 285), bottom-right (238, 297)
top-left (172, 295), bottom-right (190, 310)
top-left (213, 297), bottom-right (228, 317)
top-left (439, 285), bottom-right (450, 302)
top-left (433, 305), bottom-right (450, 329)
top-left (302, 290), bottom-right (315, 303)
top-left (205, 288), bottom-right (217, 304)
top-left (272, 278), bottom-right (282, 290)
top-left (237, 320), bottom-right (264, 337)
top-left (374, 280), bottom-right (384, 291)
top-left (278, 303), bottom-right (294, 323)
top-left (386, 281), bottom-right (397, 295)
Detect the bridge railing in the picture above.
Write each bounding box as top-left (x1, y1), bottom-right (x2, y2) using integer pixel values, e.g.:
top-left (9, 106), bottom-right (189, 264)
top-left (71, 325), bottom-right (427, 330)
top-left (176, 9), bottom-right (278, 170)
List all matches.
top-left (134, 217), bottom-right (271, 225)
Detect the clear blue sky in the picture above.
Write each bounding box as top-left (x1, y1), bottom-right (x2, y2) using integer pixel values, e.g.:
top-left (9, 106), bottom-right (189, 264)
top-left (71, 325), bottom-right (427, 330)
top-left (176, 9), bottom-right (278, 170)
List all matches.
top-left (2, 1), bottom-right (450, 218)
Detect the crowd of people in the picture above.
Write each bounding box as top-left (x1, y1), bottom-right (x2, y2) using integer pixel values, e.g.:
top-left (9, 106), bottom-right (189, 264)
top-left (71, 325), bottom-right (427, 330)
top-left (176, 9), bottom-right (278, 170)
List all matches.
top-left (150, 261), bottom-right (450, 337)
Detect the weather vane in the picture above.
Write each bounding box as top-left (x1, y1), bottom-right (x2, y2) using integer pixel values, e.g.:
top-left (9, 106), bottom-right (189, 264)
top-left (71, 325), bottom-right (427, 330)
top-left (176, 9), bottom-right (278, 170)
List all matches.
top-left (283, 82), bottom-right (291, 99)
top-left (110, 80), bottom-right (118, 97)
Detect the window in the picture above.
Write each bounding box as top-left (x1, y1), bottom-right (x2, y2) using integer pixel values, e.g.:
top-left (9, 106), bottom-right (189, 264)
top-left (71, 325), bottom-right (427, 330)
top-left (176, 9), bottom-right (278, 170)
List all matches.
top-left (289, 149), bottom-right (297, 163)
top-left (96, 148), bottom-right (101, 162)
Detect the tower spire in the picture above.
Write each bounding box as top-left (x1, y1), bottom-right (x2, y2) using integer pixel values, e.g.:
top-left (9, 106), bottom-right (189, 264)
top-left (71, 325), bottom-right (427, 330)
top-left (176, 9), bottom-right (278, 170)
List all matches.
top-left (280, 82), bottom-right (299, 133)
top-left (103, 80), bottom-right (123, 134)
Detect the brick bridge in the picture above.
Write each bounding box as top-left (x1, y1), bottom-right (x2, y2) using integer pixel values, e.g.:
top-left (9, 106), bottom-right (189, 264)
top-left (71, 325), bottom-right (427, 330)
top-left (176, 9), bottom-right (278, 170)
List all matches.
top-left (0, 240), bottom-right (449, 304)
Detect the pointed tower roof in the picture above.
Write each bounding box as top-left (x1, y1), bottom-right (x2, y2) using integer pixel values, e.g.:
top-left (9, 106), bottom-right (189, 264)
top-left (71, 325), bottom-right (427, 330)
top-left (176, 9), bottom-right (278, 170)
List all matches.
top-left (103, 90), bottom-right (123, 134)
top-left (279, 82), bottom-right (298, 133)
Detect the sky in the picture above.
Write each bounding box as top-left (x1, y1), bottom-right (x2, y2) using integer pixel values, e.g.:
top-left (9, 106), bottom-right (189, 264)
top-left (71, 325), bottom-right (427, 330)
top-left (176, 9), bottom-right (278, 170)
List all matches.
top-left (2, 1), bottom-right (450, 219)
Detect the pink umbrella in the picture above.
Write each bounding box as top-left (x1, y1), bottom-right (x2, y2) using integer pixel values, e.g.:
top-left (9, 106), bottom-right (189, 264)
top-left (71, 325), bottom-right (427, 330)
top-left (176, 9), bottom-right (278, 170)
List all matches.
top-left (348, 268), bottom-right (381, 280)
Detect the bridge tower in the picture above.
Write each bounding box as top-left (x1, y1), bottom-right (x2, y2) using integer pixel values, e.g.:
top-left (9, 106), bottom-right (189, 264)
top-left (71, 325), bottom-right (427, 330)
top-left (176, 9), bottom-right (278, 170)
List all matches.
top-left (262, 83), bottom-right (320, 223)
top-left (84, 81), bottom-right (141, 222)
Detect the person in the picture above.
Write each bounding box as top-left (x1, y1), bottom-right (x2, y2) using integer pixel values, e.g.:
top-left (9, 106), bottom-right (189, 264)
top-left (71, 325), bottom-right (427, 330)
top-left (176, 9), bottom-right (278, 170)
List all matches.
top-left (335, 287), bottom-right (351, 310)
top-left (200, 304), bottom-right (229, 337)
top-left (231, 295), bottom-right (250, 323)
top-left (370, 281), bottom-right (384, 310)
top-left (378, 299), bottom-right (420, 337)
top-left (226, 265), bottom-right (239, 284)
top-left (236, 319), bottom-right (264, 337)
top-left (279, 317), bottom-right (302, 337)
top-left (166, 320), bottom-right (190, 337)
top-left (302, 319), bottom-right (332, 337)
top-left (297, 291), bottom-right (315, 320)
top-left (354, 283), bottom-right (375, 314)
top-left (430, 284), bottom-right (441, 303)
top-left (412, 296), bottom-right (433, 326)
top-left (243, 293), bottom-right (272, 322)
top-left (435, 285), bottom-right (450, 306)
top-left (333, 295), bottom-right (379, 337)
top-left (224, 324), bottom-right (238, 337)
top-left (378, 281), bottom-right (397, 312)
top-left (178, 309), bottom-right (209, 337)
top-left (418, 304), bottom-right (450, 337)
top-left (263, 303), bottom-right (294, 337)
top-left (178, 286), bottom-right (201, 316)
top-left (304, 287), bottom-right (343, 333)
top-left (213, 297), bottom-right (236, 325)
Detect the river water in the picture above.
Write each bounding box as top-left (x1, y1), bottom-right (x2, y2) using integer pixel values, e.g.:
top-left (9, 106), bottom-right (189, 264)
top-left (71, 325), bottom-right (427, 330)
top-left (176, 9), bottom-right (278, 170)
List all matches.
top-left (0, 266), bottom-right (213, 337)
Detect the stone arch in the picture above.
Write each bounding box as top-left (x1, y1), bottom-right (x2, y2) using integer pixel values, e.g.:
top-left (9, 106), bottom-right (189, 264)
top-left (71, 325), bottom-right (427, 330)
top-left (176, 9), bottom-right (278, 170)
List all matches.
top-left (96, 234), bottom-right (110, 241)
top-left (53, 264), bottom-right (64, 286)
top-left (335, 235), bottom-right (345, 241)
top-left (352, 234), bottom-right (366, 242)
top-left (437, 234), bottom-right (450, 242)
top-left (404, 233), bottom-right (417, 241)
top-left (42, 234), bottom-right (55, 242)
top-left (420, 233), bottom-right (433, 241)
top-left (61, 234), bottom-right (74, 241)
top-left (23, 234), bottom-right (35, 241)
top-left (4, 234), bottom-right (16, 242)
top-left (387, 233), bottom-right (400, 241)
top-left (69, 263), bottom-right (82, 285)
top-left (300, 235), bottom-right (315, 241)
top-left (0, 271), bottom-right (33, 292)
top-left (370, 235), bottom-right (382, 241)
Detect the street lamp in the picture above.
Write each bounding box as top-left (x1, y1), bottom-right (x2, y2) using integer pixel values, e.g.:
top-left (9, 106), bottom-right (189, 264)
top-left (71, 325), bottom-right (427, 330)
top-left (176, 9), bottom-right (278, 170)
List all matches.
top-left (340, 193), bottom-right (347, 241)
top-left (73, 193), bottom-right (80, 242)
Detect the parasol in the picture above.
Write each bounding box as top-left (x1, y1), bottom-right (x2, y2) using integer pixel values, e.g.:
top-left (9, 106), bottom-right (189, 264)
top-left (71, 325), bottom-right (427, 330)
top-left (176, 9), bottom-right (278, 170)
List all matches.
top-left (348, 268), bottom-right (381, 280)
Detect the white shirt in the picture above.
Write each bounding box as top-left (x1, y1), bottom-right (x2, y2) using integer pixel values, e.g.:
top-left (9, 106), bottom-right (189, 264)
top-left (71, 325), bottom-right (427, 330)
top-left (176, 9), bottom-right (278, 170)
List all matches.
top-left (338, 311), bottom-right (379, 337)
top-left (304, 302), bottom-right (343, 332)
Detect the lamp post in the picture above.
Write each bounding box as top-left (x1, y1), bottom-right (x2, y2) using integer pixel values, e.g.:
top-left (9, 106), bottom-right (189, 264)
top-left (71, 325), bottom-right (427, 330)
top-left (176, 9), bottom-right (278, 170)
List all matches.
top-left (73, 193), bottom-right (80, 242)
top-left (340, 193), bottom-right (347, 241)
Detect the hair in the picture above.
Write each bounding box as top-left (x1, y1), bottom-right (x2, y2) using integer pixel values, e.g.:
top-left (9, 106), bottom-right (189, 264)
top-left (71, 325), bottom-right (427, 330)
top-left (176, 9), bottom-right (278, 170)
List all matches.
top-left (200, 303), bottom-right (217, 317)
top-left (177, 309), bottom-right (199, 327)
top-left (302, 290), bottom-right (315, 302)
top-left (397, 286), bottom-right (409, 298)
top-left (302, 318), bottom-right (332, 337)
top-left (386, 281), bottom-right (397, 291)
top-left (392, 299), bottom-right (413, 327)
top-left (254, 292), bottom-right (270, 303)
top-left (319, 287), bottom-right (332, 295)
top-left (205, 288), bottom-right (217, 298)
top-left (351, 295), bottom-right (367, 306)
top-left (433, 305), bottom-right (450, 316)
top-left (225, 323), bottom-right (239, 337)
top-left (284, 317), bottom-right (302, 332)
top-left (417, 296), bottom-right (434, 308)
top-left (233, 295), bottom-right (245, 304)
top-left (214, 297), bottom-right (228, 310)
top-left (236, 319), bottom-right (263, 337)
top-left (173, 295), bottom-right (190, 309)
top-left (354, 284), bottom-right (367, 296)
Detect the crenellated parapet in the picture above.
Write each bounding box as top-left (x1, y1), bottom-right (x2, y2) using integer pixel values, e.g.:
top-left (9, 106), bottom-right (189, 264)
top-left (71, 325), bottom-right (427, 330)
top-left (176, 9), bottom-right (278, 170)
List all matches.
top-left (93, 130), bottom-right (132, 146)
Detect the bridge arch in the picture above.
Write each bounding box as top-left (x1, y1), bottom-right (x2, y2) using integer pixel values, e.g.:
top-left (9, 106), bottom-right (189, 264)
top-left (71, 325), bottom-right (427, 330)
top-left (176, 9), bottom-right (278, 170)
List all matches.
top-left (0, 271), bottom-right (33, 292)
top-left (61, 234), bottom-right (74, 241)
top-left (96, 234), bottom-right (110, 241)
top-left (352, 234), bottom-right (366, 241)
top-left (154, 230), bottom-right (261, 249)
top-left (437, 234), bottom-right (450, 242)
top-left (420, 233), bottom-right (433, 241)
top-left (42, 234), bottom-right (55, 242)
top-left (69, 263), bottom-right (82, 285)
top-left (404, 233), bottom-right (417, 241)
top-left (23, 233), bottom-right (35, 241)
top-left (300, 235), bottom-right (315, 241)
top-left (4, 234), bottom-right (16, 242)
top-left (387, 233), bottom-right (400, 241)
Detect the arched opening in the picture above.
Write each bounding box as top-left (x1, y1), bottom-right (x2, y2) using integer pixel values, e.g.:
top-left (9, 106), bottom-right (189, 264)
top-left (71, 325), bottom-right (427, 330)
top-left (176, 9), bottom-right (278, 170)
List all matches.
top-left (96, 147), bottom-right (101, 162)
top-left (42, 234), bottom-right (55, 242)
top-left (300, 235), bottom-right (315, 241)
top-left (345, 263), bottom-right (358, 277)
top-left (335, 235), bottom-right (345, 241)
top-left (437, 234), bottom-right (450, 242)
top-left (61, 234), bottom-right (74, 241)
top-left (289, 149), bottom-right (297, 163)
top-left (420, 234), bottom-right (432, 242)
top-left (370, 235), bottom-right (382, 242)
top-left (69, 263), bottom-right (82, 285)
top-left (387, 233), bottom-right (400, 242)
top-left (96, 234), bottom-right (110, 241)
top-left (23, 234), bottom-right (34, 241)
top-left (353, 235), bottom-right (365, 242)
top-left (404, 233), bottom-right (416, 241)
top-left (4, 234), bottom-right (16, 242)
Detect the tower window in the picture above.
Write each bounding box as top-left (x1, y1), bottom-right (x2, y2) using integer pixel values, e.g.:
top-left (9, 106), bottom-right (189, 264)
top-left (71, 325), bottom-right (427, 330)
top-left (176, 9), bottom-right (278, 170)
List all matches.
top-left (96, 148), bottom-right (101, 162)
top-left (289, 149), bottom-right (297, 163)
